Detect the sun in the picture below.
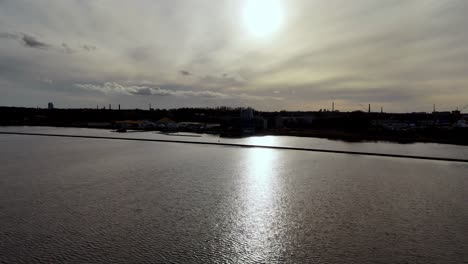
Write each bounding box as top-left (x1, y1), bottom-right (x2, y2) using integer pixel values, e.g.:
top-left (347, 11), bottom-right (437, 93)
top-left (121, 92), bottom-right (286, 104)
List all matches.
top-left (242, 0), bottom-right (284, 38)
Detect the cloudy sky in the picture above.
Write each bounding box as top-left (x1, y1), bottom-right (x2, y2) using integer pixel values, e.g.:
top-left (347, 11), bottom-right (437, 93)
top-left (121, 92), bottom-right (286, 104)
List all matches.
top-left (1, 0), bottom-right (468, 112)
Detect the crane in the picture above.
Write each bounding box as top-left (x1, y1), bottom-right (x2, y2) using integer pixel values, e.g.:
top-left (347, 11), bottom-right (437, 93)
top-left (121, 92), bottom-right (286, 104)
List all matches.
top-left (358, 104), bottom-right (372, 112)
top-left (358, 104), bottom-right (367, 111)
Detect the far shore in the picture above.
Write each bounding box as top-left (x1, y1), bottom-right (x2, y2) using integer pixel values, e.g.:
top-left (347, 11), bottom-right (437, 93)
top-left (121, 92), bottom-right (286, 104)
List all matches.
top-left (2, 125), bottom-right (468, 147)
top-left (255, 128), bottom-right (468, 146)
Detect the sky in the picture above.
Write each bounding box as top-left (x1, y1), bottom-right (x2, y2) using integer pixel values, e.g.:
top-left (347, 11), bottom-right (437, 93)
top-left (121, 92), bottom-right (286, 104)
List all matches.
top-left (1, 0), bottom-right (468, 112)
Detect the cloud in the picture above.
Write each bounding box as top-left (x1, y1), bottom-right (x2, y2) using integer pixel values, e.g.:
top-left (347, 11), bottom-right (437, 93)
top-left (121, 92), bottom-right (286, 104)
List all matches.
top-left (63, 43), bottom-right (97, 53)
top-left (200, 73), bottom-right (246, 88)
top-left (74, 82), bottom-right (282, 101)
top-left (0, 31), bottom-right (96, 54)
top-left (21, 33), bottom-right (49, 48)
top-left (61, 43), bottom-right (74, 54)
top-left (0, 32), bottom-right (17, 39)
top-left (75, 82), bottom-right (232, 98)
top-left (2, 1), bottom-right (468, 111)
top-left (0, 32), bottom-right (49, 49)
top-left (82, 44), bottom-right (97, 52)
top-left (61, 43), bottom-right (97, 53)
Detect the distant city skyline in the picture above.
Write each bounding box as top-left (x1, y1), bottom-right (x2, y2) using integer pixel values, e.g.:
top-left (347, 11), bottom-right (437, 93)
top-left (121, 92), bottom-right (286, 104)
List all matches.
top-left (8, 102), bottom-right (468, 115)
top-left (1, 0), bottom-right (468, 112)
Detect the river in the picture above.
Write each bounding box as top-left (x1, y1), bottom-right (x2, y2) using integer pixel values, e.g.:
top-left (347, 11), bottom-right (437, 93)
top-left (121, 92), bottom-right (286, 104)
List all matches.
top-left (0, 127), bottom-right (467, 263)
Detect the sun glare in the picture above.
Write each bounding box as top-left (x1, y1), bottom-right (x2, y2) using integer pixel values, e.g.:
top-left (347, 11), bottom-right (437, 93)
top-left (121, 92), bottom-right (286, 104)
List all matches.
top-left (242, 0), bottom-right (284, 38)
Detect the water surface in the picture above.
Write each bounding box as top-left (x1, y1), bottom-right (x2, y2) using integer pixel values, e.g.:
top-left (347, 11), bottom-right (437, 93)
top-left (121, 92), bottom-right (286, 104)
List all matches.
top-left (3, 126), bottom-right (468, 160)
top-left (0, 130), bottom-right (467, 263)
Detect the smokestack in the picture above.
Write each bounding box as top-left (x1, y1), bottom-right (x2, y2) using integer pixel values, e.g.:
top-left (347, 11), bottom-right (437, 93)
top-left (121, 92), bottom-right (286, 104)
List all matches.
top-left (368, 104), bottom-right (371, 113)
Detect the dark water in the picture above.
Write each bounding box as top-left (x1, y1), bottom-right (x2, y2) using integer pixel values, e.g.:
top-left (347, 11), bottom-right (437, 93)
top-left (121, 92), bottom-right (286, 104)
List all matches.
top-left (3, 126), bottom-right (468, 160)
top-left (0, 132), bottom-right (467, 263)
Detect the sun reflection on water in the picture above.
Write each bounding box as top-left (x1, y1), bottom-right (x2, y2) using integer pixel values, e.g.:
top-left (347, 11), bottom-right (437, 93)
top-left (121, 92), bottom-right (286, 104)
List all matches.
top-left (245, 135), bottom-right (278, 147)
top-left (235, 136), bottom-right (284, 260)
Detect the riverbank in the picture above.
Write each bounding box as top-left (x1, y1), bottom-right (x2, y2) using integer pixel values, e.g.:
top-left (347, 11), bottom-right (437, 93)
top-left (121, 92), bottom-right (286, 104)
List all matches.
top-left (2, 131), bottom-right (468, 163)
top-left (255, 128), bottom-right (468, 146)
top-left (2, 124), bottom-right (468, 146)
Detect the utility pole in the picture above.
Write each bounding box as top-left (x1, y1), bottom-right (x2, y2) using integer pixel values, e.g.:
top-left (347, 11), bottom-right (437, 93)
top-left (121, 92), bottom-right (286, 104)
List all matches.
top-left (332, 102), bottom-right (335, 112)
top-left (118, 104), bottom-right (121, 110)
top-left (368, 104), bottom-right (371, 113)
top-left (381, 106), bottom-right (383, 113)
top-left (433, 104), bottom-right (436, 113)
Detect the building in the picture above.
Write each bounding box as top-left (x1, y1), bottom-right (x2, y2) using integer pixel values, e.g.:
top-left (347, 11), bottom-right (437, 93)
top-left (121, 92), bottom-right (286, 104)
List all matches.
top-left (156, 117), bottom-right (178, 130)
top-left (115, 120), bottom-right (145, 129)
top-left (240, 108), bottom-right (255, 135)
top-left (178, 122), bottom-right (204, 132)
top-left (240, 107), bottom-right (254, 120)
top-left (48, 102), bottom-right (54, 109)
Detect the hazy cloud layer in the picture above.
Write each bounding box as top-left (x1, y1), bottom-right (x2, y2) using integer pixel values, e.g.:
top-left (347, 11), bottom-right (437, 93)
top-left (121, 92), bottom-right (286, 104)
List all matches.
top-left (1, 0), bottom-right (468, 111)
top-left (75, 82), bottom-right (232, 98)
top-left (75, 82), bottom-right (281, 101)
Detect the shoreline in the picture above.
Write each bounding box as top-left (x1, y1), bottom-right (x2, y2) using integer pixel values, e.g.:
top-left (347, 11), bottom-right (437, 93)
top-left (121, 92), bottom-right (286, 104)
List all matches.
top-left (1, 124), bottom-right (468, 147)
top-left (2, 131), bottom-right (468, 163)
top-left (254, 129), bottom-right (468, 146)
